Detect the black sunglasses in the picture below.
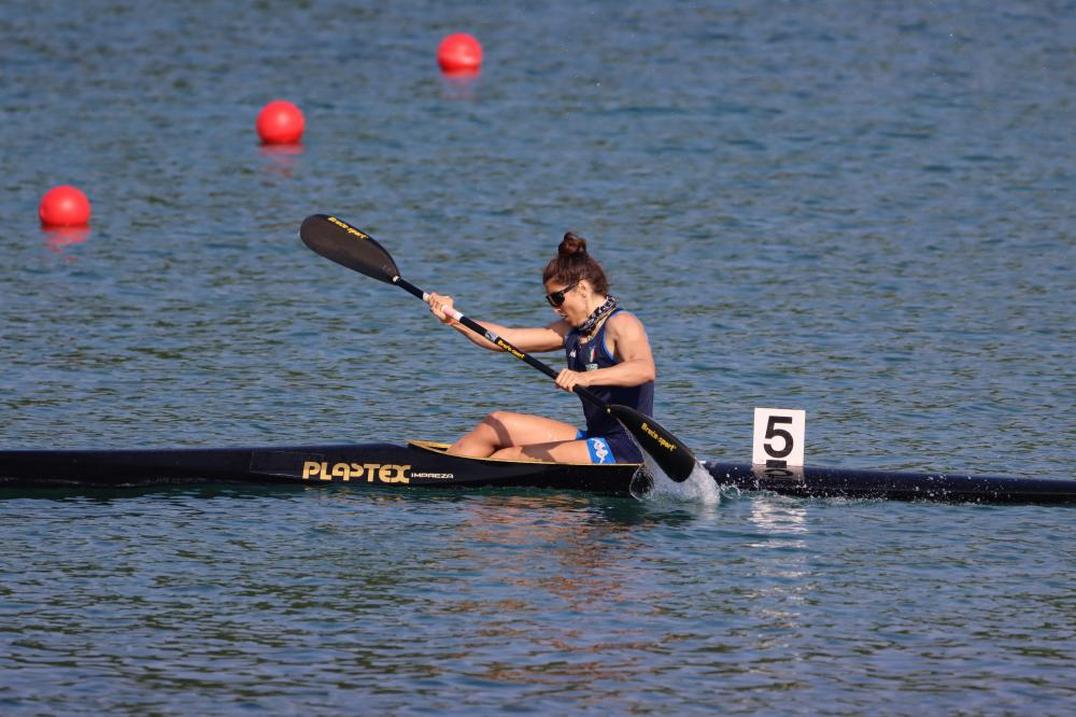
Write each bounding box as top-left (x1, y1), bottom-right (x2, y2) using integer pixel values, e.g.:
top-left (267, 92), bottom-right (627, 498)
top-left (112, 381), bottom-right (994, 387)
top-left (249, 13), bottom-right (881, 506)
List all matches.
top-left (545, 281), bottom-right (578, 308)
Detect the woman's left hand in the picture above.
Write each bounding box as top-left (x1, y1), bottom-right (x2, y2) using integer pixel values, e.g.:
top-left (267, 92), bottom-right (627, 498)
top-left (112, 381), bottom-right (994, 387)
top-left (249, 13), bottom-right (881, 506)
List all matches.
top-left (555, 369), bottom-right (591, 393)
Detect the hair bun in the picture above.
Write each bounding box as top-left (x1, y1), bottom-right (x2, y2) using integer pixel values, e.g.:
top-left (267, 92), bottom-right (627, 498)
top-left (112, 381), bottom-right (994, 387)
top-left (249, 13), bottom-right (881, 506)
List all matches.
top-left (543, 231), bottom-right (609, 295)
top-left (559, 231), bottom-right (588, 257)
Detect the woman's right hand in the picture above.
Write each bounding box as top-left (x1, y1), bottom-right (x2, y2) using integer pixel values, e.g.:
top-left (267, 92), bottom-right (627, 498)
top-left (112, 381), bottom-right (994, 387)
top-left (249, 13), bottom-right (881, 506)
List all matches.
top-left (426, 292), bottom-right (458, 325)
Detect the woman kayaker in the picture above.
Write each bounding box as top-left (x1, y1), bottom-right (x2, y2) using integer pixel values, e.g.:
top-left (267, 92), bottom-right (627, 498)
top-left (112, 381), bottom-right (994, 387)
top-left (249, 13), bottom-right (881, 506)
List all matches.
top-left (425, 231), bottom-right (655, 464)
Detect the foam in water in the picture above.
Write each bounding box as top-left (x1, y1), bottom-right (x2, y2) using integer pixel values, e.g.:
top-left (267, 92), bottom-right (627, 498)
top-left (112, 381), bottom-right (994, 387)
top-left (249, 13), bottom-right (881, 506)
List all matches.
top-left (629, 455), bottom-right (721, 505)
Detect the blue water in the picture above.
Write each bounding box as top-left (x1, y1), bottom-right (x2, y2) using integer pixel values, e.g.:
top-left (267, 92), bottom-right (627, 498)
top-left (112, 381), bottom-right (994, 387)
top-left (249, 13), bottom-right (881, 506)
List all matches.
top-left (2, 0), bottom-right (1075, 713)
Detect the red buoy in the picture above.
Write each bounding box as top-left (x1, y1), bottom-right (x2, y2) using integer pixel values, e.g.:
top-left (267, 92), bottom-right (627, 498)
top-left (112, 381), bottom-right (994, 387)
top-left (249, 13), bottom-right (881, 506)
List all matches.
top-left (437, 33), bottom-right (482, 73)
top-left (256, 100), bottom-right (305, 145)
top-left (39, 185), bottom-right (91, 227)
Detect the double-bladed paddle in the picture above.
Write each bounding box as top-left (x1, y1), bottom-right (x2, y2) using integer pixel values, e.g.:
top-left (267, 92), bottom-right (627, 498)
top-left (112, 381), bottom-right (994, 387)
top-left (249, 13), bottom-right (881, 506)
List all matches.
top-left (299, 213), bottom-right (700, 483)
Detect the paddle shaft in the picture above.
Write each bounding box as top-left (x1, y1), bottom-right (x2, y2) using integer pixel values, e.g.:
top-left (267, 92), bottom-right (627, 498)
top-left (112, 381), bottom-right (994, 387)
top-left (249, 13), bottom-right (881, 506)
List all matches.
top-left (391, 275), bottom-right (610, 411)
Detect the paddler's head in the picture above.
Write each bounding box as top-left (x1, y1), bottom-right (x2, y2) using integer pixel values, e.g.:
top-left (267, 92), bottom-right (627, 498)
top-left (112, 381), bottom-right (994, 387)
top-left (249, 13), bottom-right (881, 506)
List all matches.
top-left (542, 232), bottom-right (609, 326)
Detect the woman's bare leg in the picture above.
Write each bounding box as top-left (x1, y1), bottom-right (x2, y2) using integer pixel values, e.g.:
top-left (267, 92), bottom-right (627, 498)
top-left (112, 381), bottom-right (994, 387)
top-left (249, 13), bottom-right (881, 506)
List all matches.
top-left (448, 411), bottom-right (579, 458)
top-left (490, 439), bottom-right (596, 464)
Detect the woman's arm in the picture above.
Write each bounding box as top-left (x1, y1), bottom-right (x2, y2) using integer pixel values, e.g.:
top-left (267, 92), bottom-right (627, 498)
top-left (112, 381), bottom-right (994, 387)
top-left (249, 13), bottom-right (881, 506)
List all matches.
top-left (426, 293), bottom-right (567, 353)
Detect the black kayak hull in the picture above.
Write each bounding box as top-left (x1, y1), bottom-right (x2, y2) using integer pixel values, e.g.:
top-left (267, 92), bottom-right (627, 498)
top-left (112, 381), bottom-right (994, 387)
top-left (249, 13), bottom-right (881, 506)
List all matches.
top-left (1, 440), bottom-right (1073, 504)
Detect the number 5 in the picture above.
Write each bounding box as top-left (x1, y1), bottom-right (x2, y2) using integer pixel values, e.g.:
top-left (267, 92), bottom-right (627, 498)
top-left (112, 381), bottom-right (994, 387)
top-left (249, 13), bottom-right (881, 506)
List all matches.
top-left (765, 416), bottom-right (794, 458)
top-left (753, 408), bottom-right (806, 467)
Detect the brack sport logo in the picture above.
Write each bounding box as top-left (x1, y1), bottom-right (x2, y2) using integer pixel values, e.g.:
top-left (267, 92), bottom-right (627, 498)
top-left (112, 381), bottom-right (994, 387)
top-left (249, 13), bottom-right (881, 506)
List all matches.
top-left (494, 338), bottom-right (526, 361)
top-left (302, 461), bottom-right (411, 484)
top-left (326, 216), bottom-right (371, 240)
top-left (640, 422), bottom-right (677, 452)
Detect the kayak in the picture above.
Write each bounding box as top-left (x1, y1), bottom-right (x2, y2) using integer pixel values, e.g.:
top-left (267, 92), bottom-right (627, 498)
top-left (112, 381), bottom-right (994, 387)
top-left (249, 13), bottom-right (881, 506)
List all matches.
top-left (2, 439), bottom-right (1073, 504)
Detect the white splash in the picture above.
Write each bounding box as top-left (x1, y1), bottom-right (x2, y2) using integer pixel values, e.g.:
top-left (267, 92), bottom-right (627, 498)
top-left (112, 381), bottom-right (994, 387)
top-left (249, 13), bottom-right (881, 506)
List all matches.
top-left (630, 456), bottom-right (721, 505)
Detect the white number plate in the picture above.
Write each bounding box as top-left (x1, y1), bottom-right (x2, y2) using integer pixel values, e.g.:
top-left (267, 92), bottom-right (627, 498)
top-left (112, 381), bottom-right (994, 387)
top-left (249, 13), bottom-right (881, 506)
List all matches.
top-left (752, 408), bottom-right (806, 467)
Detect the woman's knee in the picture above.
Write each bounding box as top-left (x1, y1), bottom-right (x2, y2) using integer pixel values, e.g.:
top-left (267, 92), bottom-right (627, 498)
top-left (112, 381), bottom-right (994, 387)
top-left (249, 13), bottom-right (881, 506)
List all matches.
top-left (477, 411), bottom-right (519, 444)
top-left (479, 411), bottom-right (522, 431)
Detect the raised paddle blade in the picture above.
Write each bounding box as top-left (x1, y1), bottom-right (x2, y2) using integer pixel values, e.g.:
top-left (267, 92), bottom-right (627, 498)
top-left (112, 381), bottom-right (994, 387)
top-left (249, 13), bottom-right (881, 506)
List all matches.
top-left (300, 214), bottom-right (401, 284)
top-left (607, 404), bottom-right (699, 483)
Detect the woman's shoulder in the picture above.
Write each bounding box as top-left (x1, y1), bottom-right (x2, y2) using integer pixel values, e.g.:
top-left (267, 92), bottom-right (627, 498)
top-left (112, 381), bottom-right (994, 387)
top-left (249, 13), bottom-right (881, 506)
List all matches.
top-left (603, 309), bottom-right (648, 339)
top-left (606, 308), bottom-right (644, 328)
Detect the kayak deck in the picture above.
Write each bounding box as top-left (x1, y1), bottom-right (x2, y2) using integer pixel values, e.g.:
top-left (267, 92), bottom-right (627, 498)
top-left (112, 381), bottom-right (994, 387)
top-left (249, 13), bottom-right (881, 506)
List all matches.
top-left (1, 440), bottom-right (1073, 504)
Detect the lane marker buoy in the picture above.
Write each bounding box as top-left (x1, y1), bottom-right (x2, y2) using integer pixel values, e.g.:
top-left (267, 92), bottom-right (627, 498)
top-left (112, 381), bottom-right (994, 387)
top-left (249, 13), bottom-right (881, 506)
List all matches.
top-left (256, 100), bottom-right (305, 145)
top-left (437, 33), bottom-right (482, 74)
top-left (39, 185), bottom-right (91, 227)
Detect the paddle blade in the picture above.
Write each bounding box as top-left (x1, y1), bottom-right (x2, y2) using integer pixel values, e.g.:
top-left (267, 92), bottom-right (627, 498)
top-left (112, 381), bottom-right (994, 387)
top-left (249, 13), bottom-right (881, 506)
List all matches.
top-left (299, 214), bottom-right (401, 284)
top-left (608, 404), bottom-right (699, 483)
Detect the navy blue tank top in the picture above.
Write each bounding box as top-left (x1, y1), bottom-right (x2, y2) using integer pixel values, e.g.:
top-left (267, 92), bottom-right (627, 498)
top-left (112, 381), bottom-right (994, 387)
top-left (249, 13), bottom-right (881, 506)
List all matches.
top-left (564, 309), bottom-right (655, 445)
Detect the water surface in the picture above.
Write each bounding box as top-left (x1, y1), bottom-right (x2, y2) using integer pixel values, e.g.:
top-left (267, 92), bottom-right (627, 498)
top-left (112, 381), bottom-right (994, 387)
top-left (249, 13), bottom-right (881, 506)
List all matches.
top-left (2, 1), bottom-right (1074, 713)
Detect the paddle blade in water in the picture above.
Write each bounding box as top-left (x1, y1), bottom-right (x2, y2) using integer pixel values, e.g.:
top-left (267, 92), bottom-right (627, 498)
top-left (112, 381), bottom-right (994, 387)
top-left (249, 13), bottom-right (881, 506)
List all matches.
top-left (300, 214), bottom-right (401, 284)
top-left (608, 404), bottom-right (699, 483)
